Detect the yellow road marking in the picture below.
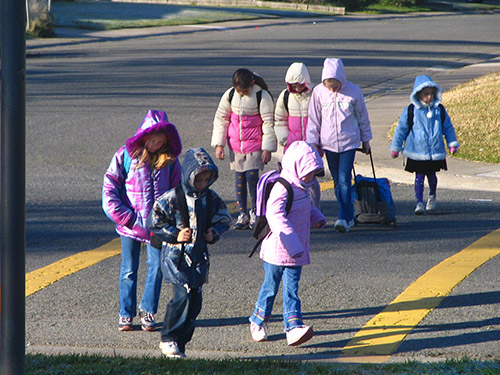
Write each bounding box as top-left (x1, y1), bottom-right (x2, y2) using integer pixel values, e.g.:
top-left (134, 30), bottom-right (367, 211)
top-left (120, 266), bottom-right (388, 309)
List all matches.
top-left (24, 203), bottom-right (242, 297)
top-left (340, 228), bottom-right (500, 362)
top-left (25, 238), bottom-right (122, 297)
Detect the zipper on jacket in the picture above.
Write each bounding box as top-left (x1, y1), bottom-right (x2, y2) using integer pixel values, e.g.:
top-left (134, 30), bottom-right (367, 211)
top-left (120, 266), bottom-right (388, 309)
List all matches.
top-left (238, 95), bottom-right (244, 153)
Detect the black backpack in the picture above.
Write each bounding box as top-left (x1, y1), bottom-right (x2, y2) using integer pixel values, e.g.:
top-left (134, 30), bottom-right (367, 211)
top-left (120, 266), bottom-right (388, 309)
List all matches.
top-left (249, 171), bottom-right (293, 258)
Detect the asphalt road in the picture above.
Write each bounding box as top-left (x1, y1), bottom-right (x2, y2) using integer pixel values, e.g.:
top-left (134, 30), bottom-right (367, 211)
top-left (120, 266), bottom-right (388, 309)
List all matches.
top-left (23, 10), bottom-right (500, 362)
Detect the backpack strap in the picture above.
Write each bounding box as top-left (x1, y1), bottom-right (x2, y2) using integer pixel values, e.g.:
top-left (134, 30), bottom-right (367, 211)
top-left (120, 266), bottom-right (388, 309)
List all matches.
top-left (406, 103), bottom-right (415, 137)
top-left (283, 89), bottom-right (290, 113)
top-left (175, 184), bottom-right (189, 269)
top-left (122, 148), bottom-right (132, 176)
top-left (228, 87), bottom-right (235, 104)
top-left (276, 177), bottom-right (294, 215)
top-left (205, 189), bottom-right (213, 233)
top-left (438, 103), bottom-right (446, 125)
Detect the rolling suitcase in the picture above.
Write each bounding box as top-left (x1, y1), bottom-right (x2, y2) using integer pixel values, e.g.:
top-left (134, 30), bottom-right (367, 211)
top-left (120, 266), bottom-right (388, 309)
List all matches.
top-left (352, 150), bottom-right (396, 227)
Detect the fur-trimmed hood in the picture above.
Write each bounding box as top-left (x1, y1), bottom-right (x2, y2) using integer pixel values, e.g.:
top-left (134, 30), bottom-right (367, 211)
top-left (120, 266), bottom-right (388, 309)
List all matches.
top-left (410, 75), bottom-right (443, 109)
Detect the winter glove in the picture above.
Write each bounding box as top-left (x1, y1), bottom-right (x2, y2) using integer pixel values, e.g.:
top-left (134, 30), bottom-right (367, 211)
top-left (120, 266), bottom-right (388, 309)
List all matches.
top-left (391, 151), bottom-right (399, 159)
top-left (449, 147), bottom-right (457, 155)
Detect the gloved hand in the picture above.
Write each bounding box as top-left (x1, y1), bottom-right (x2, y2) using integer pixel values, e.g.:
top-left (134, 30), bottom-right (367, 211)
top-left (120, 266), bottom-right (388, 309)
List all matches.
top-left (449, 147), bottom-right (457, 155)
top-left (391, 151), bottom-right (399, 159)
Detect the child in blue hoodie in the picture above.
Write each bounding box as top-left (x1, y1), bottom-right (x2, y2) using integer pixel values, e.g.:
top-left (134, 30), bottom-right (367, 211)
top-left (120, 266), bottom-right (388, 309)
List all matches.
top-left (390, 75), bottom-right (459, 215)
top-left (148, 148), bottom-right (231, 358)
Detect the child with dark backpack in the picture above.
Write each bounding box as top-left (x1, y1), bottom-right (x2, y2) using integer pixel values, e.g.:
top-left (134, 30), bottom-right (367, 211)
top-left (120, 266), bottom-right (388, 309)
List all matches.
top-left (249, 141), bottom-right (326, 347)
top-left (274, 62), bottom-right (322, 210)
top-left (390, 75), bottom-right (459, 215)
top-left (147, 148), bottom-right (232, 358)
top-left (102, 109), bottom-right (182, 332)
top-left (212, 68), bottom-right (276, 230)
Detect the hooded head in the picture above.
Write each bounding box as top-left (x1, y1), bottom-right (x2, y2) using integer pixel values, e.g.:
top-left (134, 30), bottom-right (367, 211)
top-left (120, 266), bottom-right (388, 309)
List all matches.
top-left (285, 62), bottom-right (311, 94)
top-left (281, 141), bottom-right (324, 188)
top-left (410, 75), bottom-right (442, 108)
top-left (181, 148), bottom-right (219, 196)
top-left (126, 110), bottom-right (182, 158)
top-left (321, 58), bottom-right (347, 88)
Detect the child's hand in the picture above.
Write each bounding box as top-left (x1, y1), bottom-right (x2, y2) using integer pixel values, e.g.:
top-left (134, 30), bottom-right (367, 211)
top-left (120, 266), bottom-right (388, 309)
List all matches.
top-left (313, 144), bottom-right (324, 157)
top-left (177, 227), bottom-right (192, 243)
top-left (314, 220), bottom-right (326, 229)
top-left (361, 141), bottom-right (371, 155)
top-left (215, 146), bottom-right (225, 160)
top-left (391, 151), bottom-right (399, 159)
top-left (205, 228), bottom-right (214, 243)
top-left (261, 150), bottom-right (272, 164)
top-left (449, 147), bottom-right (457, 155)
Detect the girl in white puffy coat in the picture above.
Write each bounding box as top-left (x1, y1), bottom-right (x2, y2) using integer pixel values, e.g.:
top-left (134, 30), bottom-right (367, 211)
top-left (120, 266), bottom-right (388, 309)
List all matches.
top-left (274, 62), bottom-right (321, 209)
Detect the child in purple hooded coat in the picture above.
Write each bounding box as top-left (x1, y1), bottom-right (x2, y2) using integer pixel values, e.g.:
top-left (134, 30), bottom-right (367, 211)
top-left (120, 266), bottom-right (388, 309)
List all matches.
top-left (249, 141), bottom-right (326, 347)
top-left (102, 110), bottom-right (182, 332)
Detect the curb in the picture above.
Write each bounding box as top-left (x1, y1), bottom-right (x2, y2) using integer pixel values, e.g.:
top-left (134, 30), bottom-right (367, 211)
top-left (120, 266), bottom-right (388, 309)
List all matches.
top-left (111, 0), bottom-right (346, 15)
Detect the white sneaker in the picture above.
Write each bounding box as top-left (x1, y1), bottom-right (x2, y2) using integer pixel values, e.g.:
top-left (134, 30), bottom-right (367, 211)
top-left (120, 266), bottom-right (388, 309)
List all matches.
top-left (250, 322), bottom-right (268, 342)
top-left (415, 202), bottom-right (425, 215)
top-left (159, 341), bottom-right (186, 358)
top-left (118, 316), bottom-right (133, 331)
top-left (334, 219), bottom-right (355, 233)
top-left (286, 326), bottom-right (314, 346)
top-left (234, 212), bottom-right (250, 230)
top-left (249, 209), bottom-right (256, 230)
top-left (139, 310), bottom-right (156, 331)
top-left (426, 195), bottom-right (436, 211)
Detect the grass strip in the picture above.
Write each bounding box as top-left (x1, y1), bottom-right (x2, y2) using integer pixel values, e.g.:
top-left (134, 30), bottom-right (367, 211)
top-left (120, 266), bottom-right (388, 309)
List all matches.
top-left (26, 353), bottom-right (500, 374)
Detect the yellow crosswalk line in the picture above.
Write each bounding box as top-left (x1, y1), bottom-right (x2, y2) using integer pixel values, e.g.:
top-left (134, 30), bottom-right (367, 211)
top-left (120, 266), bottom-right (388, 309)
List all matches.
top-left (340, 228), bottom-right (500, 361)
top-left (25, 238), bottom-right (122, 297)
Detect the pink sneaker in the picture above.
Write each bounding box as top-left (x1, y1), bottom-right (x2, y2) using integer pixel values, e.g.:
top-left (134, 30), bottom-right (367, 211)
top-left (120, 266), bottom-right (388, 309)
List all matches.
top-left (250, 322), bottom-right (268, 342)
top-left (286, 326), bottom-right (314, 346)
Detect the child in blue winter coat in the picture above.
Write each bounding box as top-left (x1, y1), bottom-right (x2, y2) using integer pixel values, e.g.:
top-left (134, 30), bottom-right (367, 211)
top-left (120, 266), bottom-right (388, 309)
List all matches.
top-left (390, 75), bottom-right (459, 215)
top-left (249, 141), bottom-right (326, 347)
top-left (148, 147), bottom-right (232, 358)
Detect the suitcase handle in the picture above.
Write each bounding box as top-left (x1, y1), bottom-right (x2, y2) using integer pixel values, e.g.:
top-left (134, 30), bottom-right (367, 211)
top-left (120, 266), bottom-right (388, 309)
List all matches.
top-left (354, 148), bottom-right (377, 180)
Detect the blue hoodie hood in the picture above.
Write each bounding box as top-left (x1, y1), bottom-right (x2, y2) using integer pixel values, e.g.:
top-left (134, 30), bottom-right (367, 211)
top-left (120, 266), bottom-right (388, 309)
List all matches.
top-left (181, 148), bottom-right (218, 196)
top-left (410, 75), bottom-right (443, 109)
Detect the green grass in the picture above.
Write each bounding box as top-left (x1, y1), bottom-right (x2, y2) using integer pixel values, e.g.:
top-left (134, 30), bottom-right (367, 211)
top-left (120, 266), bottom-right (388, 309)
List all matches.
top-left (25, 354), bottom-right (500, 374)
top-left (442, 70), bottom-right (500, 164)
top-left (51, 1), bottom-right (267, 30)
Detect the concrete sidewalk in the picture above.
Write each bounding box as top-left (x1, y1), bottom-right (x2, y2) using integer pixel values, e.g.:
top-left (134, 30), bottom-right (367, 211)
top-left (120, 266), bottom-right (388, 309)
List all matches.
top-left (356, 57), bottom-right (500, 194)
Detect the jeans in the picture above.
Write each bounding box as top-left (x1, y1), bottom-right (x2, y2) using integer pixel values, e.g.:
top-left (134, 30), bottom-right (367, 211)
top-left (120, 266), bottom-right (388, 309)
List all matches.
top-left (249, 262), bottom-right (304, 332)
top-left (119, 236), bottom-right (163, 318)
top-left (161, 283), bottom-right (203, 353)
top-left (325, 149), bottom-right (356, 222)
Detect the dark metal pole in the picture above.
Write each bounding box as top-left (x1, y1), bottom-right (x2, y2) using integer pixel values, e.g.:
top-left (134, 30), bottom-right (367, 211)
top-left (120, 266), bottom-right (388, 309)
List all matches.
top-left (1, 0), bottom-right (27, 371)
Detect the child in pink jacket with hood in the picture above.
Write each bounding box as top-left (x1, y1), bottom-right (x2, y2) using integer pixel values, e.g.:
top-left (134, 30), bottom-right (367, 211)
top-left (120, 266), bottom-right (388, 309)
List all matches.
top-left (249, 141), bottom-right (326, 347)
top-left (306, 58), bottom-right (372, 233)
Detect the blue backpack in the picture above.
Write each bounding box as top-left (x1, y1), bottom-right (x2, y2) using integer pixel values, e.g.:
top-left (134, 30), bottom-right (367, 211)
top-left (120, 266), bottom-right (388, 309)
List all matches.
top-left (249, 170), bottom-right (293, 257)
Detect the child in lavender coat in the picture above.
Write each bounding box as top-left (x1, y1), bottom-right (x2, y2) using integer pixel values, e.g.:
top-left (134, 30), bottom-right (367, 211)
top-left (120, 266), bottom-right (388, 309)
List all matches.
top-left (249, 141), bottom-right (326, 347)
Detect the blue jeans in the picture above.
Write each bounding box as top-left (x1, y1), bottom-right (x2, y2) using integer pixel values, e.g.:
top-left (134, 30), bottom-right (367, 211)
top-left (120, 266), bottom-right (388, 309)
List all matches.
top-left (325, 149), bottom-right (356, 222)
top-left (161, 283), bottom-right (203, 353)
top-left (119, 236), bottom-right (163, 318)
top-left (249, 262), bottom-right (304, 332)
